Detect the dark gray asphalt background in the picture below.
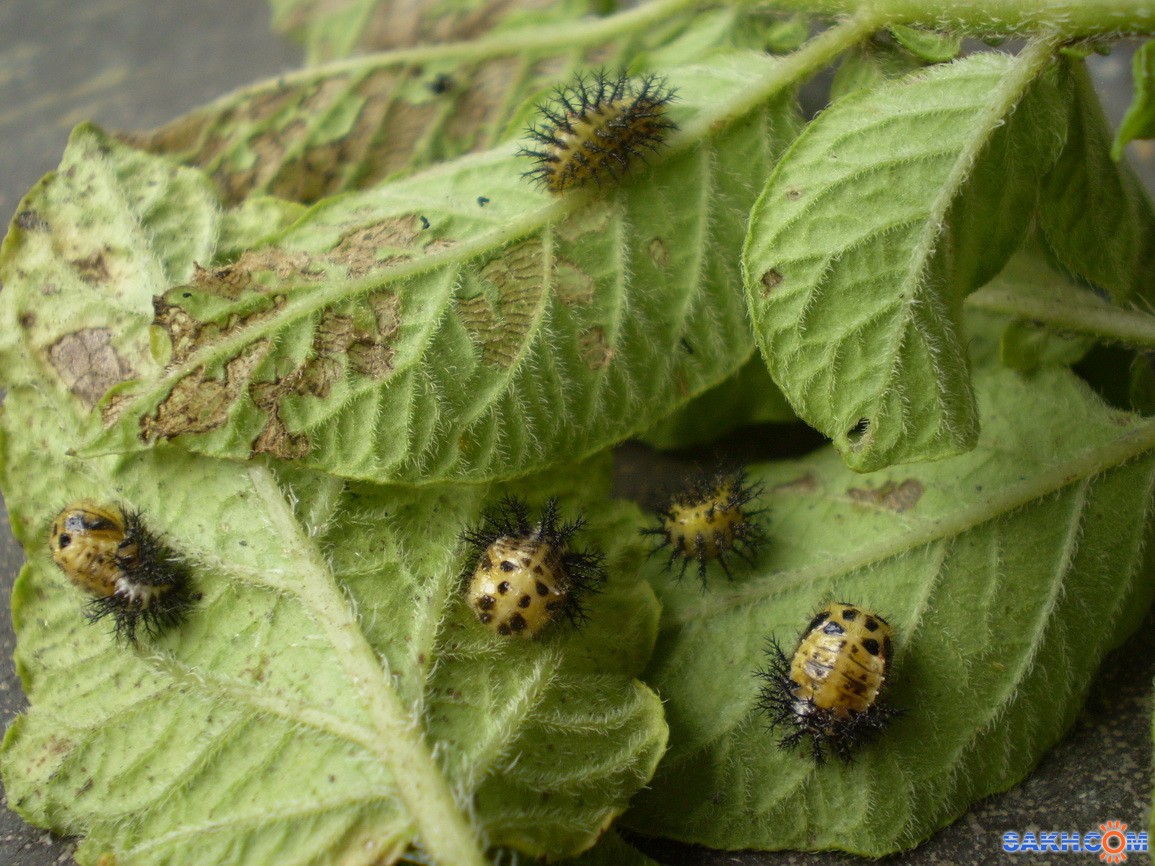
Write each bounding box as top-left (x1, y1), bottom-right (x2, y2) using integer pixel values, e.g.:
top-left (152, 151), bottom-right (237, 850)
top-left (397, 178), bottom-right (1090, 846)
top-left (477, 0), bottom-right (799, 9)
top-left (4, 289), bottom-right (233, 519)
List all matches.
top-left (0, 2), bottom-right (1151, 864)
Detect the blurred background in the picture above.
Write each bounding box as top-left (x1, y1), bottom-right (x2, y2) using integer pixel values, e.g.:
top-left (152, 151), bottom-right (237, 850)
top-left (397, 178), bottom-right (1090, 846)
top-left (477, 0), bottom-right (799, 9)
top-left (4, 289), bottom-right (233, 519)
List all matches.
top-left (0, 2), bottom-right (1152, 864)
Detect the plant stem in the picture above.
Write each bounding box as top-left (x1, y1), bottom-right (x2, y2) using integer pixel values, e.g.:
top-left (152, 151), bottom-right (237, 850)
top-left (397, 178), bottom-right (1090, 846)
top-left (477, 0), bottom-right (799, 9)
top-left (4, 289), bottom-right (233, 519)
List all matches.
top-left (250, 465), bottom-right (489, 866)
top-left (766, 0), bottom-right (1155, 37)
top-left (967, 284), bottom-right (1155, 348)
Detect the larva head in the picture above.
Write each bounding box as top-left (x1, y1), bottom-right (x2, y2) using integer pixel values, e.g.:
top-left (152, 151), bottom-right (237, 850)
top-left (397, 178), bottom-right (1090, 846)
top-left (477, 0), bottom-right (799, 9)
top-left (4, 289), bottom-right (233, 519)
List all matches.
top-left (518, 70), bottom-right (677, 194)
top-left (641, 468), bottom-right (766, 584)
top-left (50, 501), bottom-right (129, 598)
top-left (462, 497), bottom-right (607, 638)
top-left (757, 603), bottom-right (899, 764)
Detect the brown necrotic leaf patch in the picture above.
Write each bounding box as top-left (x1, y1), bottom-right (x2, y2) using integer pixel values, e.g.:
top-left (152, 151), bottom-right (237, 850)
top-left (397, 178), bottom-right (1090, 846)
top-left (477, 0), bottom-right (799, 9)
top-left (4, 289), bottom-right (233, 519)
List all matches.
top-left (846, 479), bottom-right (924, 512)
top-left (48, 329), bottom-right (136, 409)
top-left (331, 216), bottom-right (426, 277)
top-left (578, 327), bottom-right (614, 370)
top-left (456, 240), bottom-right (545, 369)
top-left (141, 342), bottom-right (270, 442)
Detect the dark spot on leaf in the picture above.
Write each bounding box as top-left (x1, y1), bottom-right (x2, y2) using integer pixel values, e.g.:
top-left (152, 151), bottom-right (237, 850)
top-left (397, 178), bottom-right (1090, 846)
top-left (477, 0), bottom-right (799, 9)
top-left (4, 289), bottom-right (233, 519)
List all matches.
top-left (477, 196), bottom-right (490, 206)
top-left (419, 215), bottom-right (430, 230)
top-left (70, 250), bottom-right (110, 284)
top-left (761, 269), bottom-right (784, 295)
top-left (785, 187), bottom-right (804, 200)
top-left (15, 210), bottom-right (47, 231)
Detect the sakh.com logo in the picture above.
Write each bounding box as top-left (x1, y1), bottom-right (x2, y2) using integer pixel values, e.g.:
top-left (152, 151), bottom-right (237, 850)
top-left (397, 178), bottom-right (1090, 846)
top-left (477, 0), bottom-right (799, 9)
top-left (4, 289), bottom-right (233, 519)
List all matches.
top-left (1001, 821), bottom-right (1148, 862)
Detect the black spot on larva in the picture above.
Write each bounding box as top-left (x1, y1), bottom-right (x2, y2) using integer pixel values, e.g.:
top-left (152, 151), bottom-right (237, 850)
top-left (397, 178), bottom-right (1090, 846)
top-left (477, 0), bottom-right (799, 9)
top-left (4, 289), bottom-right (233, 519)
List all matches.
top-left (521, 556), bottom-right (532, 567)
top-left (58, 533), bottom-right (72, 548)
top-left (500, 561), bottom-right (516, 572)
top-left (883, 635), bottom-right (893, 658)
top-left (862, 638), bottom-right (881, 656)
top-left (533, 564), bottom-right (544, 575)
top-left (546, 600), bottom-right (563, 611)
top-left (864, 617), bottom-right (879, 632)
top-left (535, 581), bottom-right (549, 596)
top-left (822, 621), bottom-right (845, 636)
top-left (842, 608), bottom-right (858, 621)
top-left (806, 610), bottom-right (830, 633)
top-left (518, 595), bottom-right (532, 609)
top-left (480, 613), bottom-right (493, 624)
top-left (497, 622), bottom-right (510, 634)
top-left (497, 581), bottom-right (510, 594)
top-left (477, 595), bottom-right (495, 611)
top-left (508, 613), bottom-right (528, 633)
top-left (483, 556), bottom-right (494, 571)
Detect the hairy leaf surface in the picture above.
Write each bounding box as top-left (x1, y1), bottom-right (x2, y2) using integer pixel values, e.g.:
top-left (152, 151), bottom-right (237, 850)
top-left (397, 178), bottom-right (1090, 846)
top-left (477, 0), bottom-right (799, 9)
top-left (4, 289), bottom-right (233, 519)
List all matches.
top-left (0, 381), bottom-right (665, 866)
top-left (127, 4), bottom-right (766, 204)
top-left (49, 57), bottom-right (795, 484)
top-left (1039, 57), bottom-right (1155, 304)
top-left (624, 368), bottom-right (1155, 855)
top-left (744, 49), bottom-right (1065, 472)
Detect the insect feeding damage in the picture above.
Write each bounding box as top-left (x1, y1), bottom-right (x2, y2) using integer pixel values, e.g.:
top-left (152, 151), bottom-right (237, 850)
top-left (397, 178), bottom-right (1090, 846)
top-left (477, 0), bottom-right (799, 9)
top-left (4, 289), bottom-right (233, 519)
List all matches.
top-left (137, 248), bottom-right (403, 460)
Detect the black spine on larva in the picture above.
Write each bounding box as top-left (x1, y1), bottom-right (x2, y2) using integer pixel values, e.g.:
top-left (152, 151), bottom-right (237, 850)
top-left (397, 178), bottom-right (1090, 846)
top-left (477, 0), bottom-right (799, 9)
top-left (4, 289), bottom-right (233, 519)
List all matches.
top-left (87, 510), bottom-right (194, 646)
top-left (518, 69), bottom-right (678, 194)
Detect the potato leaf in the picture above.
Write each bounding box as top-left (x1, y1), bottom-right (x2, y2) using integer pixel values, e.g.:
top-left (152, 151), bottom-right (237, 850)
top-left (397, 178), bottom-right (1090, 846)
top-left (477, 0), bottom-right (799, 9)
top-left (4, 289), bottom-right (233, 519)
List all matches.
top-left (624, 367), bottom-right (1155, 856)
top-left (0, 380), bottom-right (665, 866)
top-left (42, 57), bottom-right (795, 484)
top-left (126, 4), bottom-right (766, 204)
top-left (744, 46), bottom-right (1066, 472)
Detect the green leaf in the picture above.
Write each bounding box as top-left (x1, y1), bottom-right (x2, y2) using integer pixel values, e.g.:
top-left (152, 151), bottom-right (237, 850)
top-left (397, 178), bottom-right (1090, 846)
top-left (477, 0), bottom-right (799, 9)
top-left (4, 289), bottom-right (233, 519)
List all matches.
top-left (640, 355), bottom-right (796, 451)
top-left (1039, 56), bottom-right (1155, 303)
top-left (561, 830), bottom-right (659, 865)
top-left (829, 38), bottom-right (928, 103)
top-left (965, 244), bottom-right (1155, 350)
top-left (0, 380), bottom-right (666, 865)
top-left (624, 367), bottom-right (1155, 856)
top-left (128, 3), bottom-right (766, 204)
top-left (1112, 40), bottom-right (1155, 159)
top-left (744, 46), bottom-right (1065, 472)
top-left (52, 59), bottom-right (796, 484)
top-left (999, 318), bottom-right (1093, 372)
top-left (888, 24), bottom-right (962, 63)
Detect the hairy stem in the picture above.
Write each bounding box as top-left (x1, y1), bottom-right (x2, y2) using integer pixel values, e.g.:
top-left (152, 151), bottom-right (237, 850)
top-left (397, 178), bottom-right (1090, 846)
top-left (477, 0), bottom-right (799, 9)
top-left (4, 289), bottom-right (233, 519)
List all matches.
top-left (967, 283), bottom-right (1155, 348)
top-left (767, 0), bottom-right (1155, 37)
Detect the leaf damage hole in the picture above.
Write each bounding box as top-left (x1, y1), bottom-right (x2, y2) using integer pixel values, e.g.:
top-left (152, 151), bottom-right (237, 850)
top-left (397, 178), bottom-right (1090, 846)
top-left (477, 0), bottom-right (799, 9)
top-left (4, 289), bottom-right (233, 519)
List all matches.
top-left (846, 417), bottom-right (872, 450)
top-left (761, 269), bottom-right (784, 295)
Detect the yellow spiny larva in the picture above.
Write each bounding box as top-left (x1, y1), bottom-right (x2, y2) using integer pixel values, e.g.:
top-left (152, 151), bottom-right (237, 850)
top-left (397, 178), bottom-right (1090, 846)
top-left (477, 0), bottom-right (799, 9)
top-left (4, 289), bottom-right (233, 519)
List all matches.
top-left (49, 500), bottom-right (194, 645)
top-left (461, 496), bottom-right (606, 638)
top-left (518, 70), bottom-right (677, 194)
top-left (757, 602), bottom-right (899, 763)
